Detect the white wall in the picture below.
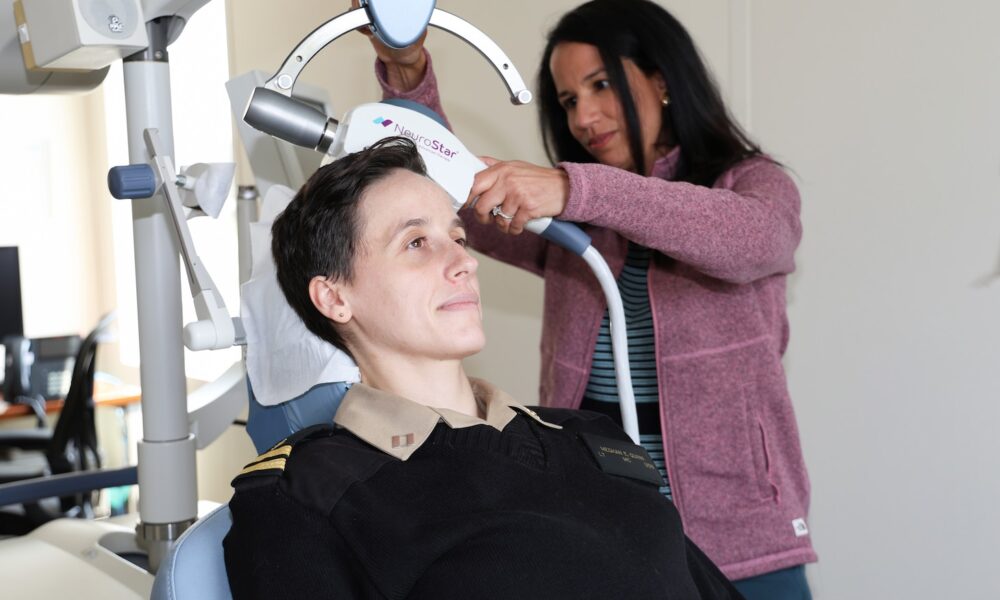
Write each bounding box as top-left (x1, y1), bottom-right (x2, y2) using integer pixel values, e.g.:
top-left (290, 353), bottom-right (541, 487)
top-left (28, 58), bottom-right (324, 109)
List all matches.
top-left (224, 1), bottom-right (1000, 598)
top-left (749, 2), bottom-right (1000, 598)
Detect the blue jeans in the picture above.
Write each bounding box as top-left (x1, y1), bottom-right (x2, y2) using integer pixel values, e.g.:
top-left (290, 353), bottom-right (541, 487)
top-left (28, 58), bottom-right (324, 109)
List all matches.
top-left (733, 565), bottom-right (812, 600)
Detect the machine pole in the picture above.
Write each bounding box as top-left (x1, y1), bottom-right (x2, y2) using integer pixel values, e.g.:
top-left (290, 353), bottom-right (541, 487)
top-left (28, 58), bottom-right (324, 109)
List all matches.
top-left (123, 17), bottom-right (197, 572)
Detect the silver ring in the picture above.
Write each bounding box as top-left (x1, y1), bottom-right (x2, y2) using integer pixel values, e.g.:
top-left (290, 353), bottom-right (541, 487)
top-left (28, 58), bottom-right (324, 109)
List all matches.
top-left (491, 205), bottom-right (514, 220)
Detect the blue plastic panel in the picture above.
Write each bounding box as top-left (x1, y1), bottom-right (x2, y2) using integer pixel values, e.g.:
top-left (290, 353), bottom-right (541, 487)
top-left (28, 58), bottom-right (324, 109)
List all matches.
top-left (365, 0), bottom-right (436, 49)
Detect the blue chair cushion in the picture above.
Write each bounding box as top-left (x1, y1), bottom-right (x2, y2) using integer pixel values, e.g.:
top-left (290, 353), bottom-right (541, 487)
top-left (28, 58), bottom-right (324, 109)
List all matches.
top-left (149, 382), bottom-right (349, 599)
top-left (245, 380), bottom-right (350, 453)
top-left (151, 504), bottom-right (234, 600)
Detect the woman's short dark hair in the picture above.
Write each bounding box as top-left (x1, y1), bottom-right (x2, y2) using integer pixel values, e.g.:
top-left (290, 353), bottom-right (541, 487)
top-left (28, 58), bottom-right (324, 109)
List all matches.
top-left (538, 0), bottom-right (761, 185)
top-left (271, 136), bottom-right (428, 355)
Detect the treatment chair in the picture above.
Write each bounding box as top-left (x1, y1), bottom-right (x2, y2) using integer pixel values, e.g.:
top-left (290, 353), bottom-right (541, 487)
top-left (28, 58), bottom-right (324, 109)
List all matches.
top-left (150, 503), bottom-right (234, 600)
top-left (245, 380), bottom-right (348, 454)
top-left (151, 375), bottom-right (352, 600)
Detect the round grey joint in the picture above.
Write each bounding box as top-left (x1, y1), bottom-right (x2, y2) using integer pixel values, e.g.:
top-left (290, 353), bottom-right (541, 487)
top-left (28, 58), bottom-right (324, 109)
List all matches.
top-left (317, 120), bottom-right (339, 154)
top-left (136, 518), bottom-right (196, 543)
top-left (237, 185), bottom-right (259, 201)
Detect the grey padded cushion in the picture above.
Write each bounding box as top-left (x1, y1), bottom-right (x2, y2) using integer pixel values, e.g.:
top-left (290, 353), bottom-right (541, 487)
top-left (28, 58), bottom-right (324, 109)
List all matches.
top-left (150, 504), bottom-right (233, 600)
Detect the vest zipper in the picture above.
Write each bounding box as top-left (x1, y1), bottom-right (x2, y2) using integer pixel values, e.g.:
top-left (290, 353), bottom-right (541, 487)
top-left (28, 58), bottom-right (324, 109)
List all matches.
top-left (646, 256), bottom-right (682, 518)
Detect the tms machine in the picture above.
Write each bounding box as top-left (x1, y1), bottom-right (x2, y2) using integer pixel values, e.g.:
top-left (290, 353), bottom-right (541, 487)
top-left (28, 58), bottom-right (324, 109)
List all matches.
top-left (0, 1), bottom-right (638, 597)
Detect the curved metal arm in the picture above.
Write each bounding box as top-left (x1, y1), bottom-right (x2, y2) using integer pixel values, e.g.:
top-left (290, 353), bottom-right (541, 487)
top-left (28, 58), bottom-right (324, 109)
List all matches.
top-left (263, 8), bottom-right (531, 105)
top-left (264, 9), bottom-right (370, 93)
top-left (428, 10), bottom-right (532, 105)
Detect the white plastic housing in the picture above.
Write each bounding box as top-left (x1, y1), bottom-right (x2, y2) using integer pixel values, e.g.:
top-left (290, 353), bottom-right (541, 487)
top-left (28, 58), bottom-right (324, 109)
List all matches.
top-left (17, 0), bottom-right (148, 70)
top-left (330, 103), bottom-right (486, 210)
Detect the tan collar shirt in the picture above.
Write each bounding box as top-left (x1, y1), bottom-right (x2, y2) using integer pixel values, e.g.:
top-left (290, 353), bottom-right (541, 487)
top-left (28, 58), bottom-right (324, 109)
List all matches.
top-left (333, 377), bottom-right (562, 460)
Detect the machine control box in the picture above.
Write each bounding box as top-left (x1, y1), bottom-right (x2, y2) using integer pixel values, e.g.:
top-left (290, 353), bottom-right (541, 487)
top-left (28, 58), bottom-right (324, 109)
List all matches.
top-left (15, 0), bottom-right (148, 71)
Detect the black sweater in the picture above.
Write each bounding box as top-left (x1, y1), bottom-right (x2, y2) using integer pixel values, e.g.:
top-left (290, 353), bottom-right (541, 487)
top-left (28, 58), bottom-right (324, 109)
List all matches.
top-left (223, 408), bottom-right (742, 599)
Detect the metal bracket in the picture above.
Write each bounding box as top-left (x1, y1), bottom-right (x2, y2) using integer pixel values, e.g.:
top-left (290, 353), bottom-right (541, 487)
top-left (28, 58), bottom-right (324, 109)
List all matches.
top-left (143, 128), bottom-right (238, 351)
top-left (262, 7), bottom-right (532, 105)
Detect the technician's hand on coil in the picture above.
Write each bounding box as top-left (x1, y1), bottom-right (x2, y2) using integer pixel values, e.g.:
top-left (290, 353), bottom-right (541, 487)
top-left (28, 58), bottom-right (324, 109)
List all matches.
top-left (351, 0), bottom-right (427, 71)
top-left (466, 157), bottom-right (570, 235)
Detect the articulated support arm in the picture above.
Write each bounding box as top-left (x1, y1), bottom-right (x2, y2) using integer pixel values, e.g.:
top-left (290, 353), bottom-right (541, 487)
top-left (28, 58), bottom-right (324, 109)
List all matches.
top-left (108, 129), bottom-right (244, 352)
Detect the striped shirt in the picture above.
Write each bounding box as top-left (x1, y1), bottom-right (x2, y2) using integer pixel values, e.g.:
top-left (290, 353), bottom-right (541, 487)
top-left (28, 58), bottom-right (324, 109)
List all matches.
top-left (580, 242), bottom-right (670, 500)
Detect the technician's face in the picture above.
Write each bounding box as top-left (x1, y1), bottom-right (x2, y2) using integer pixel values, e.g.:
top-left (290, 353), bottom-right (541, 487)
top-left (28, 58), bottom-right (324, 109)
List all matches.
top-left (550, 42), bottom-right (667, 175)
top-left (343, 169), bottom-right (484, 361)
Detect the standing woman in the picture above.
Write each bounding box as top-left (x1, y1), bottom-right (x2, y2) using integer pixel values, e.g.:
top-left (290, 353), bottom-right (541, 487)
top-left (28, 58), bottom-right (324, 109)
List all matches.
top-left (361, 0), bottom-right (816, 597)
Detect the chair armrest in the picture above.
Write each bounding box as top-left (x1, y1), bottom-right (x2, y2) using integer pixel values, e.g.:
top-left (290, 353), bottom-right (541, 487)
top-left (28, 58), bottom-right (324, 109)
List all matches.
top-left (0, 466), bottom-right (137, 507)
top-left (0, 428), bottom-right (53, 451)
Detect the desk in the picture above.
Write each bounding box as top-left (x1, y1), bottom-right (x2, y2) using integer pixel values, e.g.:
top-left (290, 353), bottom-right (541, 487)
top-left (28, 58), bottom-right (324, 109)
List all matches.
top-left (0, 383), bottom-right (141, 420)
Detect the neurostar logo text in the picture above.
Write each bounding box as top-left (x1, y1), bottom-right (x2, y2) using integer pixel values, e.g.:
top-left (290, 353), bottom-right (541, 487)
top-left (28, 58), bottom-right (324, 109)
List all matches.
top-left (373, 116), bottom-right (393, 127)
top-left (389, 121), bottom-right (460, 161)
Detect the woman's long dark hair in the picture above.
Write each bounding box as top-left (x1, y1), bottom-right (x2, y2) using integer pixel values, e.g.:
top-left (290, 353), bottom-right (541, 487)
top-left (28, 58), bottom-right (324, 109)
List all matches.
top-left (538, 0), bottom-right (761, 185)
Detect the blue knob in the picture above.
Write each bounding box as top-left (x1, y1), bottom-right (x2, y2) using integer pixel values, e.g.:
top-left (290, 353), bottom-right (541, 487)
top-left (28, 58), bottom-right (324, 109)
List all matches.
top-left (108, 164), bottom-right (157, 199)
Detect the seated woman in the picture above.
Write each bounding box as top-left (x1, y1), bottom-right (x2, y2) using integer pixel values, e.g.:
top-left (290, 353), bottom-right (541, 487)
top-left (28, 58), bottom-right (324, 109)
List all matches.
top-left (223, 137), bottom-right (743, 600)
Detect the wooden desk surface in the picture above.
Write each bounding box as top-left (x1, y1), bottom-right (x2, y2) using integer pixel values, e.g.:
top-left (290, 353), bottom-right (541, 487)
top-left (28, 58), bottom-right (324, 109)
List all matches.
top-left (0, 382), bottom-right (141, 420)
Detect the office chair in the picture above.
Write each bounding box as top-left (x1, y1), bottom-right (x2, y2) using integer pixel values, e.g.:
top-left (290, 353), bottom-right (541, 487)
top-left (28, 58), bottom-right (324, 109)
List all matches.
top-left (0, 313), bottom-right (115, 534)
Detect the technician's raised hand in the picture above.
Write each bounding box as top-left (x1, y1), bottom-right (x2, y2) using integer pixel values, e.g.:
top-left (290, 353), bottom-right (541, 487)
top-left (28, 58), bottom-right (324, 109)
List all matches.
top-left (467, 157), bottom-right (570, 235)
top-left (351, 0), bottom-right (427, 91)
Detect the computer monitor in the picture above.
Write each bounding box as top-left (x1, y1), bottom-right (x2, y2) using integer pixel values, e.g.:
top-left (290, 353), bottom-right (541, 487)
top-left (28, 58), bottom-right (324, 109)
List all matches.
top-left (0, 246), bottom-right (24, 340)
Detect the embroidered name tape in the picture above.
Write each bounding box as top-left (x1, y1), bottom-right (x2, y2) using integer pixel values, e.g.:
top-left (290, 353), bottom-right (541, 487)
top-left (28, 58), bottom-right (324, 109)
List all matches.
top-left (579, 432), bottom-right (666, 487)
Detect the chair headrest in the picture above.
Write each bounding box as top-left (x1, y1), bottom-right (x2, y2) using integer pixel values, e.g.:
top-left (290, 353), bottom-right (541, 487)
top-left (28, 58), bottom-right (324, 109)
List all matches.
top-left (241, 185), bottom-right (359, 407)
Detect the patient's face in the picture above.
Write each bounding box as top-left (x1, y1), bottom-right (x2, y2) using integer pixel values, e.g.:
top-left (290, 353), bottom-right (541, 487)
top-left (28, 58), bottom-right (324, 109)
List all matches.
top-left (344, 169), bottom-right (484, 361)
